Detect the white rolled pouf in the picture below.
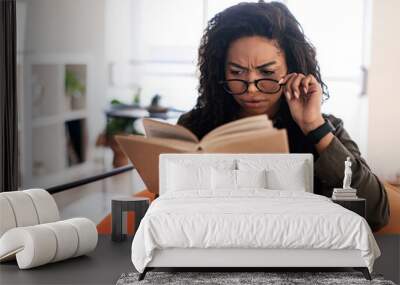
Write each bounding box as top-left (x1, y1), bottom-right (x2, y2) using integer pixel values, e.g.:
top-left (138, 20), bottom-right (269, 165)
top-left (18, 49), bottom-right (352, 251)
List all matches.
top-left (0, 218), bottom-right (98, 269)
top-left (0, 188), bottom-right (98, 269)
top-left (64, 218), bottom-right (98, 257)
top-left (0, 192), bottom-right (39, 227)
top-left (0, 226), bottom-right (57, 269)
top-left (42, 221), bottom-right (79, 262)
top-left (24, 189), bottom-right (60, 223)
top-left (0, 195), bottom-right (17, 237)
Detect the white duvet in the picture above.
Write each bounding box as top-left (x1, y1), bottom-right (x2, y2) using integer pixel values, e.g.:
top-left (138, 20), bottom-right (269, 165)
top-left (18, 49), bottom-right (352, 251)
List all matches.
top-left (131, 190), bottom-right (380, 273)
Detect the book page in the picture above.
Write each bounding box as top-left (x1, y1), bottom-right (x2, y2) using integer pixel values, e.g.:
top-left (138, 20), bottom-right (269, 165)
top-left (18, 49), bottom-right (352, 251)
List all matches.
top-left (115, 135), bottom-right (199, 194)
top-left (201, 114), bottom-right (272, 142)
top-left (201, 129), bottom-right (289, 153)
top-left (142, 118), bottom-right (199, 143)
top-left (202, 118), bottom-right (273, 142)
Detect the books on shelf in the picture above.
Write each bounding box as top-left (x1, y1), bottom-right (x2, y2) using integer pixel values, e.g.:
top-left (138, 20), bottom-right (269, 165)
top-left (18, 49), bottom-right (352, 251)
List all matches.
top-left (115, 114), bottom-right (289, 194)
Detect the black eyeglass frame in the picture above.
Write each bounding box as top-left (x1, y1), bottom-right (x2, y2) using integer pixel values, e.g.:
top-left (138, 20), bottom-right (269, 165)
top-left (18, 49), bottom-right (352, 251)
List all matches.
top-left (218, 78), bottom-right (285, 95)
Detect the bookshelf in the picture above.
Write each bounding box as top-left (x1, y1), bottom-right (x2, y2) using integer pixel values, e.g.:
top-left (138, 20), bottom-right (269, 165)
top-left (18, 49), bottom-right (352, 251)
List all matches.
top-left (20, 54), bottom-right (103, 188)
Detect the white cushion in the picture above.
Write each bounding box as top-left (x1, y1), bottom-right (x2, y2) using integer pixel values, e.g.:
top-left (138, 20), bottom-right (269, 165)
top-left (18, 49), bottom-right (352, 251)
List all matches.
top-left (0, 196), bottom-right (17, 237)
top-left (0, 189), bottom-right (98, 269)
top-left (159, 154), bottom-right (313, 194)
top-left (64, 218), bottom-right (98, 257)
top-left (236, 169), bottom-right (267, 189)
top-left (42, 221), bottom-right (79, 262)
top-left (160, 155), bottom-right (237, 195)
top-left (211, 168), bottom-right (236, 190)
top-left (0, 218), bottom-right (97, 269)
top-left (211, 169), bottom-right (267, 192)
top-left (166, 162), bottom-right (211, 192)
top-left (24, 189), bottom-right (60, 223)
top-left (1, 192), bottom-right (39, 227)
top-left (0, 189), bottom-right (60, 236)
top-left (0, 225), bottom-right (57, 269)
top-left (238, 159), bottom-right (308, 192)
top-left (266, 166), bottom-right (306, 191)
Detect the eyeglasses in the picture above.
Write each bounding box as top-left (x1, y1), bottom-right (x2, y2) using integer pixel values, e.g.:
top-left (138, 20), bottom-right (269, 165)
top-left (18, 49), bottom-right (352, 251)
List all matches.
top-left (219, 78), bottom-right (284, 95)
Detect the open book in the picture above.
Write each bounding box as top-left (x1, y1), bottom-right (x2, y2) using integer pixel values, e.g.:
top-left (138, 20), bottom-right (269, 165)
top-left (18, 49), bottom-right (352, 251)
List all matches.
top-left (115, 114), bottom-right (289, 194)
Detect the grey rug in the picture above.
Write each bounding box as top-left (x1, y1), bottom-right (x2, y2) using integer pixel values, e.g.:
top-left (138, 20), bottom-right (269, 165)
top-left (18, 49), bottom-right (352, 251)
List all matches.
top-left (116, 271), bottom-right (396, 285)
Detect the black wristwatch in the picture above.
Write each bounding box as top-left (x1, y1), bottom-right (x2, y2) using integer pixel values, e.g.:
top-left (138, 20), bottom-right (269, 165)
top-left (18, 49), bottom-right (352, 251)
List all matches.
top-left (306, 119), bottom-right (335, 144)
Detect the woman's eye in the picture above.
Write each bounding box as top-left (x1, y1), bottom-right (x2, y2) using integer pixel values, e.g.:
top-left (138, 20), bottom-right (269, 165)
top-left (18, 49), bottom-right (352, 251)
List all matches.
top-left (230, 69), bottom-right (244, 75)
top-left (261, 70), bottom-right (274, 76)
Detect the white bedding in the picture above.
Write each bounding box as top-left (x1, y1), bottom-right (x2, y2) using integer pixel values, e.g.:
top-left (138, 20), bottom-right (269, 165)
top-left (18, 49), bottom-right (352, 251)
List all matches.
top-left (131, 190), bottom-right (380, 273)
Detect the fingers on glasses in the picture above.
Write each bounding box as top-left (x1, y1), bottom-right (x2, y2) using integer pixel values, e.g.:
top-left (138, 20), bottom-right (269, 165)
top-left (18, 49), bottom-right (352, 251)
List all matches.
top-left (281, 73), bottom-right (314, 101)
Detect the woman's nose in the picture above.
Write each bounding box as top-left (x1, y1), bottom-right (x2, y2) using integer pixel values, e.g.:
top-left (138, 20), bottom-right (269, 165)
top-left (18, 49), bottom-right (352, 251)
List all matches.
top-left (247, 82), bottom-right (257, 94)
top-left (247, 73), bottom-right (259, 94)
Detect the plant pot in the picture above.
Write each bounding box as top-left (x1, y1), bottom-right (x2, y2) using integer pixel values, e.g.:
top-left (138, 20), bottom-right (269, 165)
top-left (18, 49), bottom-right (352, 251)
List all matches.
top-left (109, 136), bottom-right (129, 168)
top-left (71, 92), bottom-right (86, 110)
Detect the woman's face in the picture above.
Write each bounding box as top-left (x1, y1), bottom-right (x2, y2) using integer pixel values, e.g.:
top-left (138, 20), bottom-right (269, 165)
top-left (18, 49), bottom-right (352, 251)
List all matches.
top-left (225, 36), bottom-right (288, 118)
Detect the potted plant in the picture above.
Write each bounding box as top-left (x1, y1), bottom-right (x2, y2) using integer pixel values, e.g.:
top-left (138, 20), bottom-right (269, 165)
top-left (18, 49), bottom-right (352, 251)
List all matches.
top-left (96, 99), bottom-right (143, 167)
top-left (65, 69), bottom-right (86, 110)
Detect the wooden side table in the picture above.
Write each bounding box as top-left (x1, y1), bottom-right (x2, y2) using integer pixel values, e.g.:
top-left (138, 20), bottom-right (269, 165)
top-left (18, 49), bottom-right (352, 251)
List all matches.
top-left (331, 197), bottom-right (366, 218)
top-left (111, 197), bottom-right (150, 242)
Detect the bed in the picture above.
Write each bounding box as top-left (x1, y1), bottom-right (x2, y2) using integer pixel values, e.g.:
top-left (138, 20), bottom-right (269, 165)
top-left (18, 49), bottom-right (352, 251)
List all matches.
top-left (131, 154), bottom-right (380, 281)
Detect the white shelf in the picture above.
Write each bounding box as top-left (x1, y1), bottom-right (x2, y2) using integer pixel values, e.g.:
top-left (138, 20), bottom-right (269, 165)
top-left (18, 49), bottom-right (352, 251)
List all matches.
top-left (20, 54), bottom-right (95, 188)
top-left (32, 110), bottom-right (88, 128)
top-left (64, 110), bottom-right (87, 122)
top-left (31, 64), bottom-right (62, 119)
top-left (32, 114), bottom-right (60, 128)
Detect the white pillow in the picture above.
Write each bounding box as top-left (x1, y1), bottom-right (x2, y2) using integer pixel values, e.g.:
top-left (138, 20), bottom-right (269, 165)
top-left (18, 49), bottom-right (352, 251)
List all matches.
top-left (167, 162), bottom-right (211, 192)
top-left (236, 169), bottom-right (267, 189)
top-left (211, 168), bottom-right (236, 190)
top-left (211, 169), bottom-right (267, 190)
top-left (266, 166), bottom-right (306, 191)
top-left (237, 159), bottom-right (308, 192)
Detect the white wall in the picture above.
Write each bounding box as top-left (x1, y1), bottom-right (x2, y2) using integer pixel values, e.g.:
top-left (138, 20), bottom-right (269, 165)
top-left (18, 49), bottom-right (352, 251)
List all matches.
top-left (23, 0), bottom-right (107, 149)
top-left (367, 0), bottom-right (400, 180)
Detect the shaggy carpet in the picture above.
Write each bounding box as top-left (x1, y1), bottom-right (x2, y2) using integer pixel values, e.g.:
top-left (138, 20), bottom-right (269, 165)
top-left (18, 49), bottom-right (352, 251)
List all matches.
top-left (116, 271), bottom-right (396, 285)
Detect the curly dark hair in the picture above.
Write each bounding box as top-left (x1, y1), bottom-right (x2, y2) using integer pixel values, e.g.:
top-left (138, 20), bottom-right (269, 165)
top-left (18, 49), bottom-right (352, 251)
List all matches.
top-left (181, 1), bottom-right (328, 139)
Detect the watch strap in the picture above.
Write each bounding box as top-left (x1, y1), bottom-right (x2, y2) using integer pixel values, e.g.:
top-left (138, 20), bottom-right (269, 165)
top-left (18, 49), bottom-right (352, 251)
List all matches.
top-left (306, 119), bottom-right (335, 144)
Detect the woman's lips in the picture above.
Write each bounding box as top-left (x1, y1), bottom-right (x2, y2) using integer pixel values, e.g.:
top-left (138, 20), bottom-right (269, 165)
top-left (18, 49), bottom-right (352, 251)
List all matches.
top-left (242, 100), bottom-right (266, 108)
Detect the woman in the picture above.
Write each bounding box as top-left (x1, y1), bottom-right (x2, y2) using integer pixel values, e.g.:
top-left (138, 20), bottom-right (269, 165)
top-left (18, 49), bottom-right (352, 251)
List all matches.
top-left (177, 1), bottom-right (389, 231)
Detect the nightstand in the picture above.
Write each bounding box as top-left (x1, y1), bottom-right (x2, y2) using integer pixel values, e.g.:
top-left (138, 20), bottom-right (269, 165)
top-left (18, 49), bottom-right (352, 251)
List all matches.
top-left (331, 197), bottom-right (366, 218)
top-left (111, 196), bottom-right (150, 242)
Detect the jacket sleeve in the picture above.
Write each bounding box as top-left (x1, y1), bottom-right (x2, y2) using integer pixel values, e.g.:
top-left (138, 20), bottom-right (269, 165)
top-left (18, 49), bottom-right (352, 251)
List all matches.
top-left (314, 114), bottom-right (390, 231)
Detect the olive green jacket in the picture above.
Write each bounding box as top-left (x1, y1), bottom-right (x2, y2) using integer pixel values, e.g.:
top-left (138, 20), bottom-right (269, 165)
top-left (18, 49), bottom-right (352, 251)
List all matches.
top-left (177, 111), bottom-right (390, 231)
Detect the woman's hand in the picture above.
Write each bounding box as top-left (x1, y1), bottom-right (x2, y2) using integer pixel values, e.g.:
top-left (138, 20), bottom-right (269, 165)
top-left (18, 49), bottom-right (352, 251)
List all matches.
top-left (279, 73), bottom-right (325, 135)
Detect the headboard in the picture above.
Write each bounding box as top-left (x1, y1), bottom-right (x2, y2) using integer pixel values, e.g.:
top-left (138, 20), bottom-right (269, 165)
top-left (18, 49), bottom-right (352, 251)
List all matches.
top-left (159, 153), bottom-right (314, 195)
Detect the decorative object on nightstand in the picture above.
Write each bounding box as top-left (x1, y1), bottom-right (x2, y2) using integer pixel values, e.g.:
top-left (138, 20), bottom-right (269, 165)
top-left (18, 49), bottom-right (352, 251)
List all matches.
top-left (331, 157), bottom-right (365, 217)
top-left (332, 157), bottom-right (358, 199)
top-left (111, 196), bottom-right (150, 242)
